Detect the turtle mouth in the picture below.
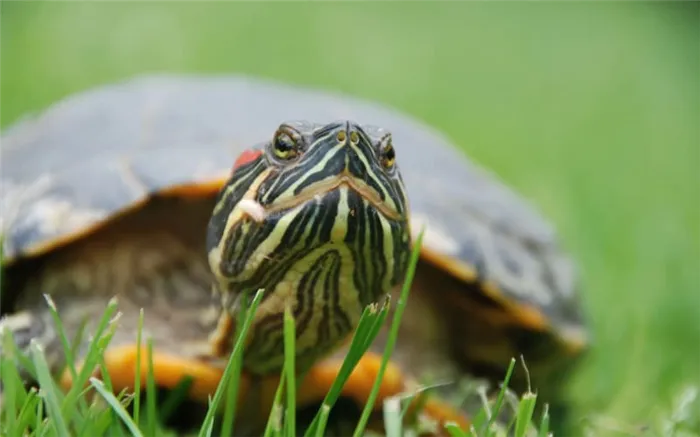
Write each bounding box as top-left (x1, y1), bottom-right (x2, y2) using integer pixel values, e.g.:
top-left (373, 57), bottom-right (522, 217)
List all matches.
top-left (244, 174), bottom-right (404, 223)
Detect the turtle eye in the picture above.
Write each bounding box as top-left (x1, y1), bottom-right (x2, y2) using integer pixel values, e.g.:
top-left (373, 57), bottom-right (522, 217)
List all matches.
top-left (273, 129), bottom-right (299, 161)
top-left (380, 137), bottom-right (396, 170)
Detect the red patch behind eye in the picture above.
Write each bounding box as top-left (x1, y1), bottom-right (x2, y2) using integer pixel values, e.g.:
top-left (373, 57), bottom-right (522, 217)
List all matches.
top-left (232, 149), bottom-right (262, 173)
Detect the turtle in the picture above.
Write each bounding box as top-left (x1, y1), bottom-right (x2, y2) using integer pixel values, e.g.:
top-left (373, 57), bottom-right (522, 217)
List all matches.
top-left (0, 74), bottom-right (589, 435)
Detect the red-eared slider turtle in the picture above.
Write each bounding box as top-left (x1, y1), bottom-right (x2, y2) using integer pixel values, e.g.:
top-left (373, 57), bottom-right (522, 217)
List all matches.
top-left (0, 75), bottom-right (589, 434)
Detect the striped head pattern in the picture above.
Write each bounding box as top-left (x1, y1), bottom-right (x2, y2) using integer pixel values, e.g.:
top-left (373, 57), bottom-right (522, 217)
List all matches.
top-left (206, 120), bottom-right (412, 375)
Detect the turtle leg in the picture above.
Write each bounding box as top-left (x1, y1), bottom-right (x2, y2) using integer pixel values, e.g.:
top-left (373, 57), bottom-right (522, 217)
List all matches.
top-left (0, 298), bottom-right (253, 432)
top-left (239, 339), bottom-right (471, 436)
top-left (297, 351), bottom-right (471, 432)
top-left (0, 301), bottom-right (227, 398)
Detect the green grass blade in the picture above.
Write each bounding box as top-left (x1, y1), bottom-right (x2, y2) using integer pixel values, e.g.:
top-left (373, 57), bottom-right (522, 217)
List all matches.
top-left (35, 388), bottom-right (44, 432)
top-left (42, 294), bottom-right (91, 428)
top-left (383, 396), bottom-right (403, 437)
top-left (197, 288), bottom-right (265, 437)
top-left (89, 377), bottom-right (144, 437)
top-left (7, 343), bottom-right (37, 387)
top-left (360, 299), bottom-right (392, 358)
top-left (483, 357), bottom-right (516, 433)
top-left (352, 227), bottom-right (426, 437)
top-left (7, 296), bottom-right (114, 434)
top-left (514, 392), bottom-right (537, 437)
top-left (63, 298), bottom-right (119, 417)
top-left (284, 305), bottom-right (296, 437)
top-left (399, 381), bottom-right (451, 423)
top-left (30, 340), bottom-right (70, 437)
top-left (538, 403), bottom-right (550, 437)
top-left (93, 324), bottom-right (122, 431)
top-left (1, 331), bottom-right (19, 433)
top-left (263, 374), bottom-right (286, 437)
top-left (133, 308), bottom-right (144, 427)
top-left (74, 312), bottom-right (120, 431)
top-left (201, 397), bottom-right (215, 437)
top-left (16, 388), bottom-right (39, 435)
top-left (314, 404), bottom-right (331, 437)
top-left (42, 295), bottom-right (78, 382)
top-left (79, 399), bottom-right (118, 437)
top-left (219, 301), bottom-right (249, 437)
top-left (96, 319), bottom-right (120, 396)
top-left (444, 421), bottom-right (469, 437)
top-left (302, 302), bottom-right (390, 437)
top-left (145, 337), bottom-right (157, 437)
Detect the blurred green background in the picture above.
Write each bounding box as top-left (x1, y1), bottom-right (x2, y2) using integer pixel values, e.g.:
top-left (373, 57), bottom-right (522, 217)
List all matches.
top-left (2, 1), bottom-right (698, 433)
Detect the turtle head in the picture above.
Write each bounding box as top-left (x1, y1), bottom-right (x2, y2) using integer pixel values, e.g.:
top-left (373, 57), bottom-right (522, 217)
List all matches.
top-left (206, 120), bottom-right (411, 374)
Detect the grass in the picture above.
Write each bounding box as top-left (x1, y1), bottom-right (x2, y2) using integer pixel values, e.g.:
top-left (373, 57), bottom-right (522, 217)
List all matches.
top-left (0, 230), bottom-right (553, 437)
top-left (1, 2), bottom-right (699, 436)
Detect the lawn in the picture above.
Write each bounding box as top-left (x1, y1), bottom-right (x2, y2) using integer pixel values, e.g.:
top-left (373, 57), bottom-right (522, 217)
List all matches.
top-left (1, 2), bottom-right (699, 436)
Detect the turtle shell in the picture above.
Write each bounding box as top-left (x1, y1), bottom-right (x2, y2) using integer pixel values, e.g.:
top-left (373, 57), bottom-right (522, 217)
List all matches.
top-left (0, 74), bottom-right (587, 353)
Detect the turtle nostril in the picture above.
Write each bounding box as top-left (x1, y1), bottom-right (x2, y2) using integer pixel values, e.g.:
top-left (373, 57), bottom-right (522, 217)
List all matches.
top-left (349, 130), bottom-right (360, 145)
